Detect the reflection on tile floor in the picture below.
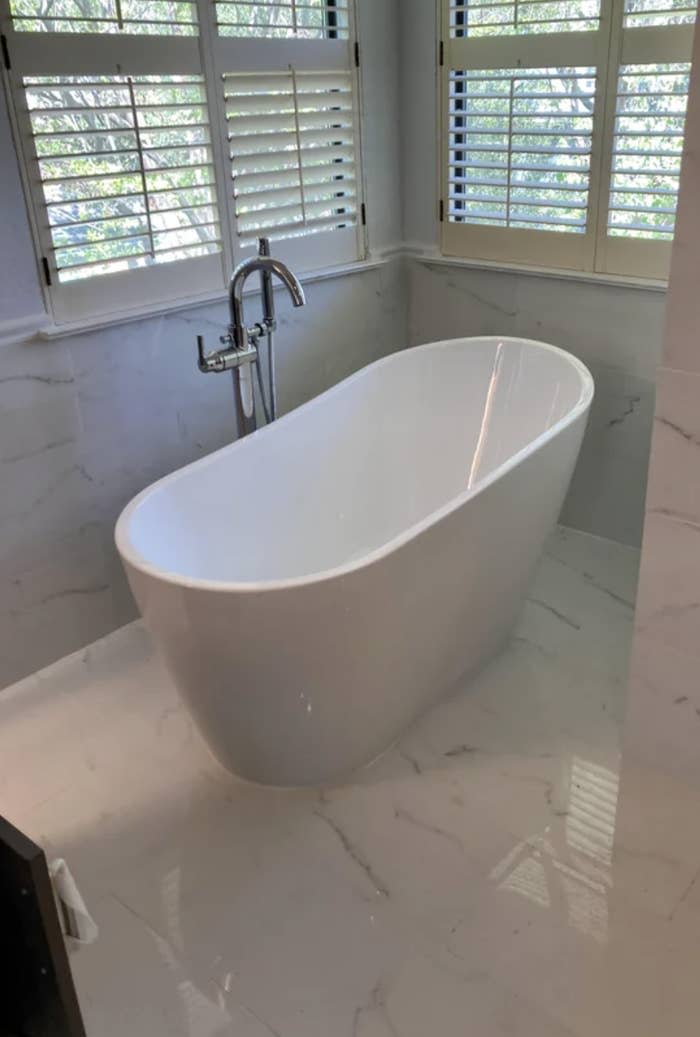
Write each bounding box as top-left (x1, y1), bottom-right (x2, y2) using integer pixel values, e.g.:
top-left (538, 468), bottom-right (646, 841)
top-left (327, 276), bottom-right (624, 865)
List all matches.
top-left (4, 526), bottom-right (695, 1037)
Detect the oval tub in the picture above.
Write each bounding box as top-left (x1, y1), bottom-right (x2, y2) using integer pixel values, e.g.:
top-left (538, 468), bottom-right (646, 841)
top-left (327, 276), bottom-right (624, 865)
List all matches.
top-left (116, 336), bottom-right (593, 786)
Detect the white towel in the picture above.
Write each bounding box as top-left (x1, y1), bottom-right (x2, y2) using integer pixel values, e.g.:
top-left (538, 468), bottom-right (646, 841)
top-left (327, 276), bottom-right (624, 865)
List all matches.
top-left (49, 858), bottom-right (99, 951)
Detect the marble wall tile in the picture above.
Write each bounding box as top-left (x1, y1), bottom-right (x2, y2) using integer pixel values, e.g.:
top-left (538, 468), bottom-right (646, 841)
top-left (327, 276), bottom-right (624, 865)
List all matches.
top-left (0, 520), bottom-right (124, 683)
top-left (407, 262), bottom-right (518, 346)
top-left (633, 511), bottom-right (700, 659)
top-left (559, 363), bottom-right (655, 547)
top-left (510, 274), bottom-right (665, 384)
top-left (407, 259), bottom-right (663, 546)
top-left (621, 27), bottom-right (700, 794)
top-left (645, 366), bottom-right (700, 529)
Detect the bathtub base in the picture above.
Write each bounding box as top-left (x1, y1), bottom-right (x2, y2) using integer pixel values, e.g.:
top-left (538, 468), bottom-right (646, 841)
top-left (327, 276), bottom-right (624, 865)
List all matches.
top-left (199, 625), bottom-right (514, 788)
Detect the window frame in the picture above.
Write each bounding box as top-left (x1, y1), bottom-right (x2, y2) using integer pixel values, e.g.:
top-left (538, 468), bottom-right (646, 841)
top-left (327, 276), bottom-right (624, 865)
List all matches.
top-left (438, 0), bottom-right (696, 280)
top-left (0, 0), bottom-right (367, 324)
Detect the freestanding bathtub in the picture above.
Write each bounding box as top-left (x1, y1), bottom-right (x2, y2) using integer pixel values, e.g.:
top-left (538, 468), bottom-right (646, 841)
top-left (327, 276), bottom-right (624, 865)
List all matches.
top-left (116, 336), bottom-right (593, 786)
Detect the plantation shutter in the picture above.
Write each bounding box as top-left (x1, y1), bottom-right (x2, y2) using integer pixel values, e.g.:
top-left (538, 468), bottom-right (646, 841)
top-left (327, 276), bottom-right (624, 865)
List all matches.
top-left (596, 0), bottom-right (696, 278)
top-left (440, 0), bottom-right (696, 279)
top-left (211, 0), bottom-right (364, 271)
top-left (1, 0), bottom-right (228, 323)
top-left (441, 0), bottom-right (607, 271)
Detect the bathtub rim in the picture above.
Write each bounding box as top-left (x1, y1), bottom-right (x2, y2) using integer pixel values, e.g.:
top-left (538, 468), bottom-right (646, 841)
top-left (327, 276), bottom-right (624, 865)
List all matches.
top-left (115, 335), bottom-right (594, 595)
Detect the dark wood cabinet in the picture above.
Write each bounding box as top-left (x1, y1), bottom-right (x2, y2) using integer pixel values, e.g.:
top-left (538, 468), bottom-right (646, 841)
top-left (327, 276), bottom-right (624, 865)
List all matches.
top-left (0, 816), bottom-right (86, 1037)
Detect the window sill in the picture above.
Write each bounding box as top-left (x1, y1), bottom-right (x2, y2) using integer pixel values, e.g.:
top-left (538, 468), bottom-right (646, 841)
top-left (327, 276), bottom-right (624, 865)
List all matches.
top-left (406, 246), bottom-right (669, 294)
top-left (32, 254), bottom-right (392, 342)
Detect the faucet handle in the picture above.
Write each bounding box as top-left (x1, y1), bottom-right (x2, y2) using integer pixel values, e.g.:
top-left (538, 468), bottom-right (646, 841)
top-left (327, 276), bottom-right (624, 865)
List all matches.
top-left (196, 335), bottom-right (207, 371)
top-left (197, 334), bottom-right (226, 374)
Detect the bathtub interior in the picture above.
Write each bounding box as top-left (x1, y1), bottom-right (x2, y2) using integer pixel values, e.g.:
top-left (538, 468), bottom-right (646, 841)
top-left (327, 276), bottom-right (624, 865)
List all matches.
top-left (123, 337), bottom-right (591, 584)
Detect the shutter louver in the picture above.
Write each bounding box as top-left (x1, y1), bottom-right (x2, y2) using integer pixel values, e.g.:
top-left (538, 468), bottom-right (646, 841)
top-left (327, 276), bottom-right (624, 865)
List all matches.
top-left (9, 0), bottom-right (198, 35)
top-left (448, 0), bottom-right (601, 37)
top-left (216, 0), bottom-right (349, 39)
top-left (608, 63), bottom-right (690, 241)
top-left (599, 0), bottom-right (694, 275)
top-left (623, 0), bottom-right (696, 27)
top-left (25, 75), bottom-right (222, 283)
top-left (225, 70), bottom-right (358, 244)
top-left (448, 67), bottom-right (596, 233)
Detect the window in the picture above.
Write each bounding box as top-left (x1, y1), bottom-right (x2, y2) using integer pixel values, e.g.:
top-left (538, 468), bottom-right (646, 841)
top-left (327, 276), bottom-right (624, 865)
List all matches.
top-left (0, 0), bottom-right (364, 322)
top-left (440, 0), bottom-right (696, 279)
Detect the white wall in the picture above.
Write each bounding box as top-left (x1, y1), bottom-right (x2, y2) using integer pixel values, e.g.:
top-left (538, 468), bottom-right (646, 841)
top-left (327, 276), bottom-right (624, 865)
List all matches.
top-left (399, 0), bottom-right (667, 548)
top-left (0, 0), bottom-right (406, 688)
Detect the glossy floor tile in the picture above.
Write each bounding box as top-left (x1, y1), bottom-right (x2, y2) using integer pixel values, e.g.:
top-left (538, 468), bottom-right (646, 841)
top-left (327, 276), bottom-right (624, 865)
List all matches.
top-left (2, 527), bottom-right (694, 1037)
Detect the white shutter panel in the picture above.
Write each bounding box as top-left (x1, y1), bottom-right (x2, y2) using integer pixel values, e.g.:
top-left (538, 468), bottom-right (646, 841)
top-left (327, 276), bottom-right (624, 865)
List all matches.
top-left (607, 63), bottom-right (690, 241)
top-left (1, 0), bottom-right (228, 321)
top-left (214, 0), bottom-right (364, 272)
top-left (443, 0), bottom-right (696, 279)
top-left (225, 69), bottom-right (358, 264)
top-left (216, 0), bottom-right (349, 39)
top-left (441, 0), bottom-right (607, 270)
top-left (448, 67), bottom-right (596, 232)
top-left (26, 75), bottom-right (221, 283)
top-left (596, 0), bottom-right (695, 277)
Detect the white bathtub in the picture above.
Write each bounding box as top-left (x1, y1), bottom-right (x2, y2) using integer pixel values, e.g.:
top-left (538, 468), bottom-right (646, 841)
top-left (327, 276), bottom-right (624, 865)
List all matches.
top-left (116, 336), bottom-right (593, 786)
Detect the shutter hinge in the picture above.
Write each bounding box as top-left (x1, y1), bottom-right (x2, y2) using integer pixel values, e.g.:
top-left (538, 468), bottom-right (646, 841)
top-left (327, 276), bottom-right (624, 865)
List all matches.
top-left (361, 202), bottom-right (367, 226)
top-left (354, 41), bottom-right (360, 68)
top-left (439, 40), bottom-right (444, 67)
top-left (41, 257), bottom-right (52, 287)
top-left (1, 34), bottom-right (11, 71)
top-left (439, 199), bottom-right (445, 223)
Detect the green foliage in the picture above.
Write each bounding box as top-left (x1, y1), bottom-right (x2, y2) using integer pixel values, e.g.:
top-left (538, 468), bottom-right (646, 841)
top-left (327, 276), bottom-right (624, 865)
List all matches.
top-left (449, 61), bottom-right (690, 240)
top-left (25, 75), bottom-right (218, 281)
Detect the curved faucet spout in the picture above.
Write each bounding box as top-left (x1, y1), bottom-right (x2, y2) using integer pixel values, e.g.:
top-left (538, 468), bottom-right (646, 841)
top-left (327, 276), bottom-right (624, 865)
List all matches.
top-left (229, 255), bottom-right (305, 351)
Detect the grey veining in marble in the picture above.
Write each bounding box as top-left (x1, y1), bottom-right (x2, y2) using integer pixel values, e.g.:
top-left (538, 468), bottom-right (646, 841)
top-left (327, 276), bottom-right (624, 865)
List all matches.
top-left (623, 27), bottom-right (700, 795)
top-left (0, 259), bottom-right (407, 689)
top-left (0, 527), bottom-right (652, 1037)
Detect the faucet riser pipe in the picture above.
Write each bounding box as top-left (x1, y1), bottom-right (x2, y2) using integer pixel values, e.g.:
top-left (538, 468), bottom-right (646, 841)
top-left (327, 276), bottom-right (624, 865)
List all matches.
top-left (232, 369), bottom-right (257, 438)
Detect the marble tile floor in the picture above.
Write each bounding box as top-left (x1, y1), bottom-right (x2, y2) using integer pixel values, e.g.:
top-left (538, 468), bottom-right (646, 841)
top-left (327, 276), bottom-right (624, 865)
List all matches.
top-left (2, 525), bottom-right (694, 1037)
